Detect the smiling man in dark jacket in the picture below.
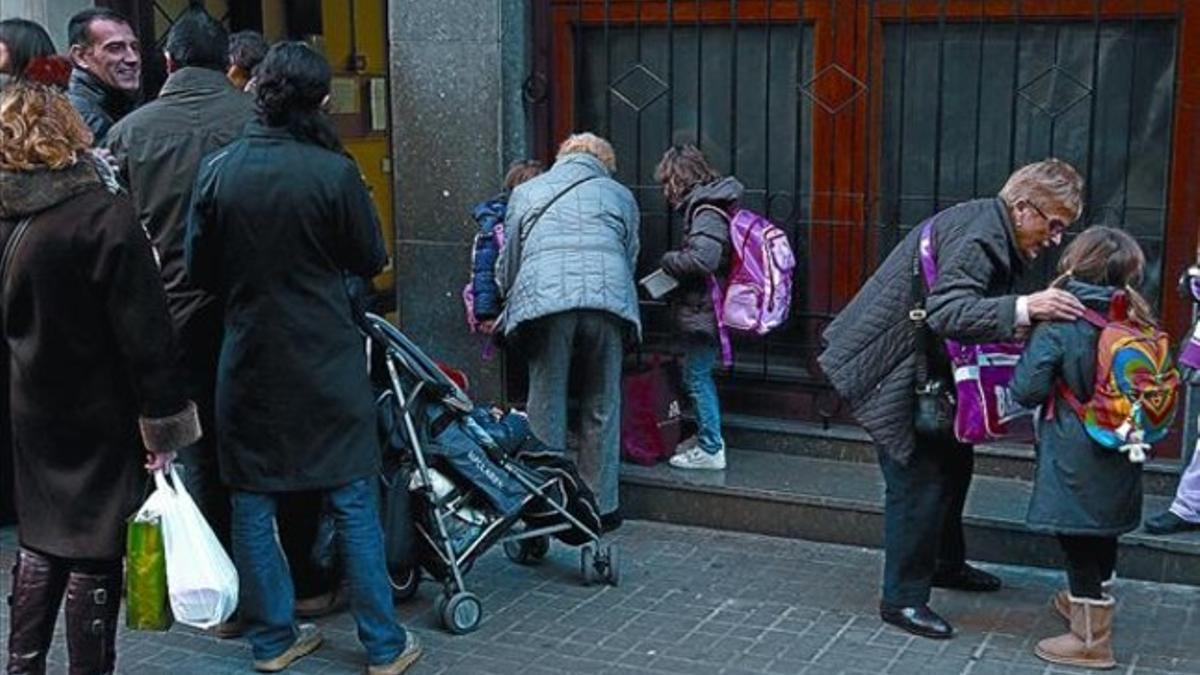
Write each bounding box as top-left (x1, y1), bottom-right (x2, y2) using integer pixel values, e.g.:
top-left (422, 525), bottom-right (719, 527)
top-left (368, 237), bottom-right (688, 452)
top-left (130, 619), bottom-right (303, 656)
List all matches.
top-left (66, 8), bottom-right (141, 143)
top-left (105, 7), bottom-right (254, 595)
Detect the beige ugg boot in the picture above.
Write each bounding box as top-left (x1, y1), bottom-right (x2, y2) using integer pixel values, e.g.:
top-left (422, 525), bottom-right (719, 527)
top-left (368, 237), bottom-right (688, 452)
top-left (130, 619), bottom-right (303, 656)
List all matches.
top-left (1035, 594), bottom-right (1116, 670)
top-left (1052, 576), bottom-right (1116, 623)
top-left (1051, 590), bottom-right (1071, 622)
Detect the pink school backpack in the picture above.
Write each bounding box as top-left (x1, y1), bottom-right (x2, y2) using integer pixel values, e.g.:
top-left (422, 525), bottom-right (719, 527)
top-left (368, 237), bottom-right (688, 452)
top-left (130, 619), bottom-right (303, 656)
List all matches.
top-left (697, 205), bottom-right (796, 366)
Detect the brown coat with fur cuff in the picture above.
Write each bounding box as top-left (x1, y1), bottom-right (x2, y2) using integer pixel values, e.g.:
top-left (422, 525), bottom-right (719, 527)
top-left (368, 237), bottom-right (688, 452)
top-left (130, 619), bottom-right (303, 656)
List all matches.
top-left (0, 157), bottom-right (198, 560)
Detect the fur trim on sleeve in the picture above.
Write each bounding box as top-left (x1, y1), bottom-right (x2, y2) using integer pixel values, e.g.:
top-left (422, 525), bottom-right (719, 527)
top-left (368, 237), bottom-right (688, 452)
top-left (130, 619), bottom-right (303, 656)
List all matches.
top-left (139, 401), bottom-right (202, 454)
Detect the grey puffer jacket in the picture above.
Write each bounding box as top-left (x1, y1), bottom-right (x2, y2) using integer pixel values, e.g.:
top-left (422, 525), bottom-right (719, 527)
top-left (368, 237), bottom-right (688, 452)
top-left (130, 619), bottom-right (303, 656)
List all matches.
top-left (661, 177), bottom-right (742, 338)
top-left (1008, 280), bottom-right (1143, 536)
top-left (818, 198), bottom-right (1026, 463)
top-left (497, 153), bottom-right (641, 339)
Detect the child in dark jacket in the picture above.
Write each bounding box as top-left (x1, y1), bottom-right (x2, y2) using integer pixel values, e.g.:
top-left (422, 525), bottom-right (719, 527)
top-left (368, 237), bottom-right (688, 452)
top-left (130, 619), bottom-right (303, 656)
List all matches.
top-left (467, 159), bottom-right (543, 334)
top-left (653, 144), bottom-right (742, 471)
top-left (1008, 226), bottom-right (1159, 670)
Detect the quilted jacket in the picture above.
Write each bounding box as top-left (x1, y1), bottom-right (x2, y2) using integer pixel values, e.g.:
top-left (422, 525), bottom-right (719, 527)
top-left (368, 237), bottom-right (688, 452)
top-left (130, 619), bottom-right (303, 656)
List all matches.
top-left (660, 177), bottom-right (742, 338)
top-left (818, 198), bottom-right (1026, 463)
top-left (496, 153), bottom-right (641, 339)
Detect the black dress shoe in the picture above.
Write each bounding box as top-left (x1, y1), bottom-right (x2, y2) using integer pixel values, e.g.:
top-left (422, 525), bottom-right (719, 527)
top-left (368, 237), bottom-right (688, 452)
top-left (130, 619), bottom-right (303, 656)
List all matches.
top-left (1144, 510), bottom-right (1200, 535)
top-left (880, 603), bottom-right (954, 639)
top-left (600, 510), bottom-right (623, 534)
top-left (932, 563), bottom-right (1002, 592)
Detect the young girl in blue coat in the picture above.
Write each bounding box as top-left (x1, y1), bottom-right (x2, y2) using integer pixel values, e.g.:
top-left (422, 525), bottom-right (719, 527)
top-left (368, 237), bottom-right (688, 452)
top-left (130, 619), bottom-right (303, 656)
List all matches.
top-left (1009, 226), bottom-right (1158, 670)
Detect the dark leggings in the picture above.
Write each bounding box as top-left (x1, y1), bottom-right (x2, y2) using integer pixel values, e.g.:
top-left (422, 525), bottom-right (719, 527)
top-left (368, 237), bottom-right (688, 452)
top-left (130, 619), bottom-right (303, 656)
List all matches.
top-left (1058, 535), bottom-right (1117, 599)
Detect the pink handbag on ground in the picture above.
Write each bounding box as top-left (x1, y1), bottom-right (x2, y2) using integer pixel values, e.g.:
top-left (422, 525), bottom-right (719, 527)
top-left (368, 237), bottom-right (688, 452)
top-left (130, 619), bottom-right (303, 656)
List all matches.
top-left (918, 221), bottom-right (1035, 445)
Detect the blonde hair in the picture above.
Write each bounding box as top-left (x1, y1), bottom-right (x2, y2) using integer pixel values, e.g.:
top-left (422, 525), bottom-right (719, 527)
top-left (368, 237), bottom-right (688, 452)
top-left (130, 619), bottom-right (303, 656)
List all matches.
top-left (1051, 225), bottom-right (1156, 327)
top-left (999, 158), bottom-right (1084, 222)
top-left (0, 81), bottom-right (93, 171)
top-left (557, 132), bottom-right (617, 173)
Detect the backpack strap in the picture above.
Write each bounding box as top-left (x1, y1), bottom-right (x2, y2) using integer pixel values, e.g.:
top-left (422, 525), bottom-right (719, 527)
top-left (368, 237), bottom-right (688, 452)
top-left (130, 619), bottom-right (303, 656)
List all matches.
top-left (1052, 308), bottom-right (1110, 423)
top-left (692, 204), bottom-right (735, 367)
top-left (708, 275), bottom-right (733, 368)
top-left (1055, 380), bottom-right (1089, 421)
top-left (1079, 307), bottom-right (1109, 329)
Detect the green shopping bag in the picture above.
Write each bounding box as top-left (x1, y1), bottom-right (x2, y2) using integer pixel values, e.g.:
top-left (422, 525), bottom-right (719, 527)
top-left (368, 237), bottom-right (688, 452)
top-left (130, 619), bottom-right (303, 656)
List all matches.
top-left (125, 499), bottom-right (172, 630)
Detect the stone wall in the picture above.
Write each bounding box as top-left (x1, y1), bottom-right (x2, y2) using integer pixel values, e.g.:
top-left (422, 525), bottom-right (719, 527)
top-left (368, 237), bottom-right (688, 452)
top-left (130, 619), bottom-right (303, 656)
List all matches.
top-left (388, 0), bottom-right (529, 405)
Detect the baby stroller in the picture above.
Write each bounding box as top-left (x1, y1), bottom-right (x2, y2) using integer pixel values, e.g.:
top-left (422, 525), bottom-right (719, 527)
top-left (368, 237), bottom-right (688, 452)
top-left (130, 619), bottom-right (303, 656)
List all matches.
top-left (363, 313), bottom-right (618, 634)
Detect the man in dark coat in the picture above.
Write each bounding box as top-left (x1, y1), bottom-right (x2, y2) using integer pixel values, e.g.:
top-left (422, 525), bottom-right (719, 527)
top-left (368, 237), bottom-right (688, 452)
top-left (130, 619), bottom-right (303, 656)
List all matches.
top-left (66, 8), bottom-right (140, 144)
top-left (819, 159), bottom-right (1087, 639)
top-left (106, 6), bottom-right (254, 552)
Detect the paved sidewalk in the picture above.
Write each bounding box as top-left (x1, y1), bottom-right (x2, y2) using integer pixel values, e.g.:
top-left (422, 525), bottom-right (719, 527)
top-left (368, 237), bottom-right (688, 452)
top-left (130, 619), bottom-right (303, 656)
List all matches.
top-left (2, 521), bottom-right (1199, 674)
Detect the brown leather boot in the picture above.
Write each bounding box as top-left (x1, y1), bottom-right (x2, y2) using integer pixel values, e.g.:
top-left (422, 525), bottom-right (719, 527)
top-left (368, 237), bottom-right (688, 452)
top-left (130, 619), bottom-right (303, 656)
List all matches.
top-left (6, 547), bottom-right (69, 675)
top-left (64, 568), bottom-right (121, 675)
top-left (1035, 594), bottom-right (1116, 670)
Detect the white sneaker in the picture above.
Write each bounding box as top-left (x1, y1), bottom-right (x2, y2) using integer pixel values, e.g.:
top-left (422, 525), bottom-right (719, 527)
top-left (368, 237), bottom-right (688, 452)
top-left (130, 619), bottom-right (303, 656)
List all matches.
top-left (669, 445), bottom-right (726, 470)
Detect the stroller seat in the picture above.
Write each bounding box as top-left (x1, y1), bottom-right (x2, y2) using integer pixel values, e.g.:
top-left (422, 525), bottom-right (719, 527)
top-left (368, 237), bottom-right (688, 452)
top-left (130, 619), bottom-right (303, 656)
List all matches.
top-left (363, 313), bottom-right (620, 635)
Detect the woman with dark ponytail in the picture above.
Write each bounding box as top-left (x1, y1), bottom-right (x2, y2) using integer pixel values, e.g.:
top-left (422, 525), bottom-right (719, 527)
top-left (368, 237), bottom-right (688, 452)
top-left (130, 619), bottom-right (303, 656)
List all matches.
top-left (185, 43), bottom-right (422, 674)
top-left (252, 42), bottom-right (344, 154)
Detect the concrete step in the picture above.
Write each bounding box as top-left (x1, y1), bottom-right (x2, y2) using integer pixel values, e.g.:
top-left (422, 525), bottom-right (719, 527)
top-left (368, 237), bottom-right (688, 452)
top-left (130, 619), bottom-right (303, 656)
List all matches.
top-left (618, 447), bottom-right (1200, 586)
top-left (722, 413), bottom-right (1187, 496)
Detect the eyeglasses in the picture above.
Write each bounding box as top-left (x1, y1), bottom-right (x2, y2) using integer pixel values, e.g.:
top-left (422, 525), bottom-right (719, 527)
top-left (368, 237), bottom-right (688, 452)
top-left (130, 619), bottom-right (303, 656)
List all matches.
top-left (1026, 200), bottom-right (1069, 236)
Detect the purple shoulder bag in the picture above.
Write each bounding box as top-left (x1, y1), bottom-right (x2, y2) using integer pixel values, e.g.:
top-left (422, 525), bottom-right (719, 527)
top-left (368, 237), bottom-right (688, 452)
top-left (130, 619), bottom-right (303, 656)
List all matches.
top-left (918, 221), bottom-right (1035, 445)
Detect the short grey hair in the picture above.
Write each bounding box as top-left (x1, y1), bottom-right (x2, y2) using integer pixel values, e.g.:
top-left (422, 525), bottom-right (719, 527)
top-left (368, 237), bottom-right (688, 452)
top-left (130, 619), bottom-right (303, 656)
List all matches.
top-left (998, 158), bottom-right (1084, 222)
top-left (557, 132), bottom-right (617, 173)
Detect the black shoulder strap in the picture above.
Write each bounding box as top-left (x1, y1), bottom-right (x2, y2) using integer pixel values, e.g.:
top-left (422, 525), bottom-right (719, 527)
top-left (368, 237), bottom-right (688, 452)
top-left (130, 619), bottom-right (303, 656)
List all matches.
top-left (0, 217), bottom-right (33, 294)
top-left (911, 244), bottom-right (932, 389)
top-left (519, 175), bottom-right (603, 244)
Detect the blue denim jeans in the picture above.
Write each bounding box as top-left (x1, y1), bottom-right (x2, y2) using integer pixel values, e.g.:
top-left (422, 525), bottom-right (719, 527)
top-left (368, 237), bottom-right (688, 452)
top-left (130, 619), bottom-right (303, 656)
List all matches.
top-left (682, 338), bottom-right (724, 453)
top-left (231, 478), bottom-right (406, 665)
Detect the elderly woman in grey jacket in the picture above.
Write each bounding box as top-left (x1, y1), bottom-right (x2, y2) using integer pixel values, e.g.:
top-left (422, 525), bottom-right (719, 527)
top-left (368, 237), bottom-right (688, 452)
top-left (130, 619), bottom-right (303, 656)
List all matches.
top-left (497, 132), bottom-right (640, 531)
top-left (819, 159), bottom-right (1088, 640)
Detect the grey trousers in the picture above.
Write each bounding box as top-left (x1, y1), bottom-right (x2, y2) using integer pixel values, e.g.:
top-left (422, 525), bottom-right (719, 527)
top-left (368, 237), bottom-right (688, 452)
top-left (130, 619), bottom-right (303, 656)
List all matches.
top-left (523, 310), bottom-right (624, 515)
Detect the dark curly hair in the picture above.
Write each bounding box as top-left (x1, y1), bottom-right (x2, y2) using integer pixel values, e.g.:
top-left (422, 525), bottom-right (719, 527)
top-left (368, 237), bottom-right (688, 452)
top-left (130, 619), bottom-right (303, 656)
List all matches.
top-left (254, 42), bottom-right (343, 154)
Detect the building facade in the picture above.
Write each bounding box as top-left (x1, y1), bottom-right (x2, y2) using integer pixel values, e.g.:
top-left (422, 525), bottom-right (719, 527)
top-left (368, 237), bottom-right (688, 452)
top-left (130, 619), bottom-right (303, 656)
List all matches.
top-left (4, 0), bottom-right (1198, 460)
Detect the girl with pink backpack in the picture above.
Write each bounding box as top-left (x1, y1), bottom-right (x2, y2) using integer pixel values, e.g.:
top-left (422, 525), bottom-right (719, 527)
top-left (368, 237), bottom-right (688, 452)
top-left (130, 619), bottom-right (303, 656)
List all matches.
top-left (653, 145), bottom-right (742, 471)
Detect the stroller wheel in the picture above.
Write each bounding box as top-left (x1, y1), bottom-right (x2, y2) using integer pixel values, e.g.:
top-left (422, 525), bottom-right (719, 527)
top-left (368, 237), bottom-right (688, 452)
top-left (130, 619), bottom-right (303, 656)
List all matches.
top-left (604, 543), bottom-right (620, 586)
top-left (440, 592), bottom-right (482, 634)
top-left (580, 543), bottom-right (598, 585)
top-left (388, 566), bottom-right (420, 602)
top-left (504, 536), bottom-right (550, 566)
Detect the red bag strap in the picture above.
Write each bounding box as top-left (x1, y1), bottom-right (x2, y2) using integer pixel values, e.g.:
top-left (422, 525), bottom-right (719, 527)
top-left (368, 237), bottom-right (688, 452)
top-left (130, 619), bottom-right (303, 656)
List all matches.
top-left (1079, 308), bottom-right (1109, 329)
top-left (1056, 380), bottom-right (1089, 420)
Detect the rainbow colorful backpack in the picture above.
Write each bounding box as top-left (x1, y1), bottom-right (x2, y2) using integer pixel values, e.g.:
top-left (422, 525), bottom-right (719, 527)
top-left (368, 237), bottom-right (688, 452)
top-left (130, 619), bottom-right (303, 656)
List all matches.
top-left (1057, 292), bottom-right (1180, 463)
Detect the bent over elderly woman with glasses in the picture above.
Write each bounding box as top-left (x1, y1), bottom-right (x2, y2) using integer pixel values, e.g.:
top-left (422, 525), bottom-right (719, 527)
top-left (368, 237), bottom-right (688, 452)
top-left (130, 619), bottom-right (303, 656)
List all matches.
top-left (819, 159), bottom-right (1086, 640)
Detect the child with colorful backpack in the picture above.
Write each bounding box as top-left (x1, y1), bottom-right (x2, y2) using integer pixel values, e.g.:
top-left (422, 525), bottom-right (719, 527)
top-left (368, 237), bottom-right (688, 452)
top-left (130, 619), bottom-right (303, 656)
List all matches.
top-left (465, 159), bottom-right (543, 335)
top-left (1008, 226), bottom-right (1180, 670)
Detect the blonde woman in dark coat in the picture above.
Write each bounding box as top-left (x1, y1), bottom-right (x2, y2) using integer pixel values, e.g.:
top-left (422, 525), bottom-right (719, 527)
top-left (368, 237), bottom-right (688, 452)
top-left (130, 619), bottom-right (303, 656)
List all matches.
top-left (0, 81), bottom-right (200, 675)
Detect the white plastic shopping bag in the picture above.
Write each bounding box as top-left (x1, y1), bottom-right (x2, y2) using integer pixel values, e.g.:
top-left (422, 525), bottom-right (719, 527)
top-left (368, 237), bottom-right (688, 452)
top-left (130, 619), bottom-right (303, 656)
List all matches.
top-left (154, 465), bottom-right (239, 628)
